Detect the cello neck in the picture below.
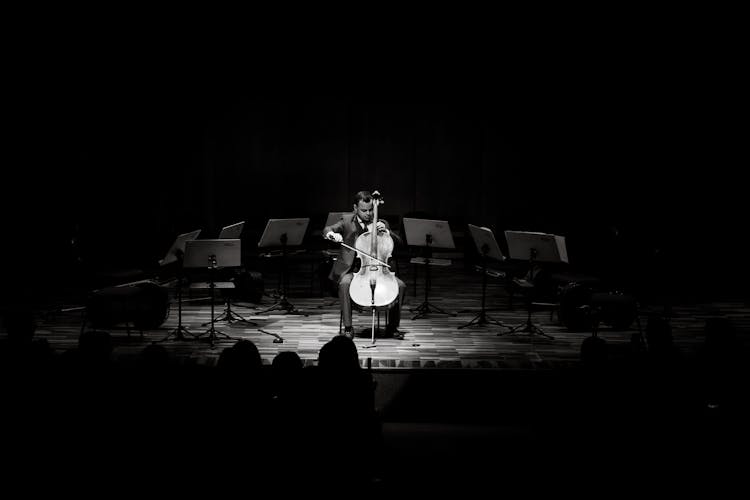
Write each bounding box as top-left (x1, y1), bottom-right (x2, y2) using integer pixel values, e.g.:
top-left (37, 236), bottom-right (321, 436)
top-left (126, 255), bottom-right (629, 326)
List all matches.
top-left (371, 195), bottom-right (379, 258)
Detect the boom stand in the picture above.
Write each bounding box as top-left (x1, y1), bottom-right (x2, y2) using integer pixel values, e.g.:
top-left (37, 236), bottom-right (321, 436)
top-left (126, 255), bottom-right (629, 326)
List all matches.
top-left (256, 218), bottom-right (310, 316)
top-left (497, 248), bottom-right (554, 340)
top-left (159, 261), bottom-right (194, 342)
top-left (459, 244), bottom-right (509, 330)
top-left (410, 235), bottom-right (454, 320)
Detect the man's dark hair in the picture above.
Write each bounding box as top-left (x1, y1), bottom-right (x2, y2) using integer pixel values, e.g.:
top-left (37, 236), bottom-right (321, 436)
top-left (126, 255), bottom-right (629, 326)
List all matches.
top-left (354, 191), bottom-right (372, 205)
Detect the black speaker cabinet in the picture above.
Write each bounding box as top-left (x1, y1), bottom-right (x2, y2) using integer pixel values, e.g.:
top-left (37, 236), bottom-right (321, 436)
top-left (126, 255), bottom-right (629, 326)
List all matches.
top-left (87, 281), bottom-right (169, 330)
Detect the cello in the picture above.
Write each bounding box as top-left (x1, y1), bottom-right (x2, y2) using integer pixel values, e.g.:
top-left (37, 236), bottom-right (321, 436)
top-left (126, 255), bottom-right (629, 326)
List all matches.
top-left (349, 190), bottom-right (399, 342)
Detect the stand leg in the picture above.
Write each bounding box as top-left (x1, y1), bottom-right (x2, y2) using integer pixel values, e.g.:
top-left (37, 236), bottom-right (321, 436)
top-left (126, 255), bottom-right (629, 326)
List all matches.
top-left (410, 256), bottom-right (455, 320)
top-left (202, 296), bottom-right (257, 326)
top-left (159, 324), bottom-right (194, 342)
top-left (193, 281), bottom-right (239, 347)
top-left (458, 310), bottom-right (509, 329)
top-left (458, 256), bottom-right (510, 331)
top-left (497, 302), bottom-right (555, 340)
top-left (255, 296), bottom-right (308, 316)
top-left (159, 279), bottom-right (196, 342)
top-left (255, 242), bottom-right (308, 316)
top-left (410, 301), bottom-right (455, 320)
top-left (497, 253), bottom-right (554, 340)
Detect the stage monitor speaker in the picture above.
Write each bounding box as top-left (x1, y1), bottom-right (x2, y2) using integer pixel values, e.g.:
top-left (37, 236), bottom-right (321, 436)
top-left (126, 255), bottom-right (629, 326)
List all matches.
top-left (559, 283), bottom-right (637, 331)
top-left (590, 292), bottom-right (638, 330)
top-left (87, 281), bottom-right (169, 330)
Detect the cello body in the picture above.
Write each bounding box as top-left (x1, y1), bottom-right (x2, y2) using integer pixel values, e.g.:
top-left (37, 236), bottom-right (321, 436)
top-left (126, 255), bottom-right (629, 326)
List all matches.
top-left (349, 191), bottom-right (399, 308)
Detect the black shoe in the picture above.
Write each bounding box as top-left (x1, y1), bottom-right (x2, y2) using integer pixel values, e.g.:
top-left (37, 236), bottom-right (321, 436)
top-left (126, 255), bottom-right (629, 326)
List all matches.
top-left (343, 326), bottom-right (354, 339)
top-left (386, 327), bottom-right (404, 340)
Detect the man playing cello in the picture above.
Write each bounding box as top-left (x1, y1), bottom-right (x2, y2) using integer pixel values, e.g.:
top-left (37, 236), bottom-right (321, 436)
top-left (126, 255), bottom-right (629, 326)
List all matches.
top-left (324, 190), bottom-right (407, 340)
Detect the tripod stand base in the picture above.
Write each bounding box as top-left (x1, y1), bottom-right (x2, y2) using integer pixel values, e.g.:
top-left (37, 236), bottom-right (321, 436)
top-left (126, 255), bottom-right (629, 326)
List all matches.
top-left (410, 301), bottom-right (455, 320)
top-left (193, 326), bottom-right (239, 347)
top-left (202, 307), bottom-right (257, 326)
top-left (458, 311), bottom-right (509, 330)
top-left (256, 297), bottom-right (308, 316)
top-left (497, 320), bottom-right (555, 340)
top-left (158, 325), bottom-right (195, 342)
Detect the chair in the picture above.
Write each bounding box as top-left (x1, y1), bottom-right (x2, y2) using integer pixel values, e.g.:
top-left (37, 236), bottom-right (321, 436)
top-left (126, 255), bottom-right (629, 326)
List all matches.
top-left (338, 299), bottom-right (393, 337)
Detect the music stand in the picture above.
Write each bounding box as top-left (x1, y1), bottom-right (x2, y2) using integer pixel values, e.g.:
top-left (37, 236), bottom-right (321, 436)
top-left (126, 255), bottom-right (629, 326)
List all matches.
top-left (218, 221), bottom-right (245, 239)
top-left (158, 251), bottom-right (195, 342)
top-left (324, 211), bottom-right (350, 228)
top-left (403, 217), bottom-right (456, 320)
top-left (156, 229), bottom-right (201, 341)
top-left (194, 239), bottom-right (256, 327)
top-left (158, 229), bottom-right (201, 267)
top-left (256, 218), bottom-right (310, 315)
top-left (458, 225), bottom-right (510, 331)
top-left (498, 231), bottom-right (567, 340)
top-left (184, 239), bottom-right (243, 346)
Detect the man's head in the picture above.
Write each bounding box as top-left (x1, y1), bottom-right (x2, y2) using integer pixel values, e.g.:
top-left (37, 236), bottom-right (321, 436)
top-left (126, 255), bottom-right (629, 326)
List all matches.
top-left (353, 191), bottom-right (374, 223)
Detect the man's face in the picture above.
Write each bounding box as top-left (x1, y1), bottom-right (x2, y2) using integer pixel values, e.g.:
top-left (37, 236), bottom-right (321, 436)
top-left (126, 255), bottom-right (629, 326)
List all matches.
top-left (354, 200), bottom-right (374, 223)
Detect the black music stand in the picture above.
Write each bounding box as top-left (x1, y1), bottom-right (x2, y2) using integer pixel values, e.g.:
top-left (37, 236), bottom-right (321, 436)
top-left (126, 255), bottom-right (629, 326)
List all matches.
top-left (403, 217), bottom-right (457, 320)
top-left (184, 239), bottom-right (243, 347)
top-left (498, 231), bottom-right (568, 340)
top-left (459, 225), bottom-right (510, 331)
top-left (256, 218), bottom-right (310, 316)
top-left (192, 239), bottom-right (256, 327)
top-left (156, 229), bottom-right (201, 342)
top-left (158, 250), bottom-right (195, 342)
top-left (158, 229), bottom-right (201, 267)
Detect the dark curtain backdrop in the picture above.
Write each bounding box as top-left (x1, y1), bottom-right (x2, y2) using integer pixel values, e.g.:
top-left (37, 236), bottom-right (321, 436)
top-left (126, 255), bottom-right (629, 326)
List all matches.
top-left (6, 36), bottom-right (744, 303)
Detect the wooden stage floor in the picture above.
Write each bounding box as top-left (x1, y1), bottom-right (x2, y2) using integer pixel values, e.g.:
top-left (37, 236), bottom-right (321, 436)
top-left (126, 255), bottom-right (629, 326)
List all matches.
top-left (32, 255), bottom-right (749, 372)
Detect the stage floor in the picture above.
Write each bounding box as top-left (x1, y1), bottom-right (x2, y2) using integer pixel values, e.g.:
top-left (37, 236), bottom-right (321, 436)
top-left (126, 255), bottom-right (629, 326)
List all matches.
top-left (31, 258), bottom-right (749, 372)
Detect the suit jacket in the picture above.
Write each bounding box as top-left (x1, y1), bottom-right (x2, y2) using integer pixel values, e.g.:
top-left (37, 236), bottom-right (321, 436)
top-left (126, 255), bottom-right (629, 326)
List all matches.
top-left (323, 213), bottom-right (401, 283)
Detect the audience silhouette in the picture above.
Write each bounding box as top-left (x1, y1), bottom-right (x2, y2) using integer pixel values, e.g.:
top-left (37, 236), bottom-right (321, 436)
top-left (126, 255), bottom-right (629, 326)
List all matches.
top-left (310, 336), bottom-right (382, 484)
top-left (271, 350), bottom-right (304, 410)
top-left (1, 307), bottom-right (55, 372)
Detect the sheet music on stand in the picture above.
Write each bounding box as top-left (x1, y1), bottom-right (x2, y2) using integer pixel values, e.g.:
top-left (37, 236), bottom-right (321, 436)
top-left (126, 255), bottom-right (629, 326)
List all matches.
top-left (258, 218), bottom-right (309, 256)
top-left (323, 212), bottom-right (351, 229)
top-left (404, 218), bottom-right (455, 266)
top-left (468, 224), bottom-right (505, 261)
top-left (504, 230), bottom-right (568, 264)
top-left (218, 221), bottom-right (245, 239)
top-left (183, 239), bottom-right (242, 269)
top-left (403, 218), bottom-right (455, 249)
top-left (159, 229), bottom-right (201, 266)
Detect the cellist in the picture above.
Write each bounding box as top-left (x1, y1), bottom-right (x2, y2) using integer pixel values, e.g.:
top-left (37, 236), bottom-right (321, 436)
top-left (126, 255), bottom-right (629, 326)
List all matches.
top-left (324, 190), bottom-right (407, 340)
